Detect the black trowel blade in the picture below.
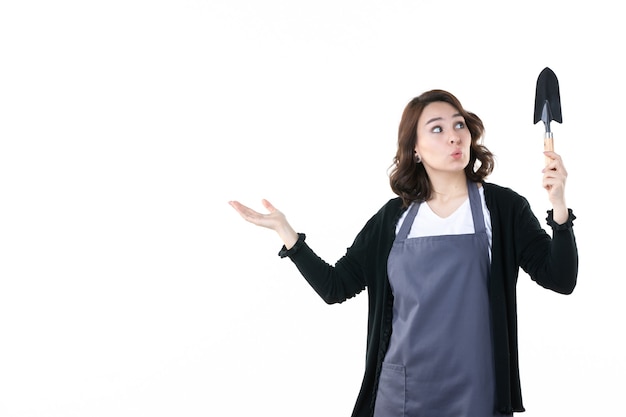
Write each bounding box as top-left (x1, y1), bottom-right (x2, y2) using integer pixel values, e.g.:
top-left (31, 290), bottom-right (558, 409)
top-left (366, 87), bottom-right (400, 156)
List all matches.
top-left (533, 67), bottom-right (562, 125)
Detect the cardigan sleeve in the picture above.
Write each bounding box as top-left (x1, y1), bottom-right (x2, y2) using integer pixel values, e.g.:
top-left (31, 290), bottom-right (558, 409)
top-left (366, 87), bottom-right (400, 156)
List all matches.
top-left (517, 202), bottom-right (578, 294)
top-left (277, 198), bottom-right (402, 305)
top-left (278, 220), bottom-right (379, 304)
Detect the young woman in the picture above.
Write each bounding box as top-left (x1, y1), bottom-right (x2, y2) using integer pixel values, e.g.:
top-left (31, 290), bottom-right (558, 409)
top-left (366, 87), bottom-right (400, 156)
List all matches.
top-left (229, 89), bottom-right (578, 416)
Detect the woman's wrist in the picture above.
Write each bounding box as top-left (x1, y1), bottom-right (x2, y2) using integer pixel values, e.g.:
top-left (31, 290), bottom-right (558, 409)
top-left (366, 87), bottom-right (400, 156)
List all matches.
top-left (277, 224), bottom-right (299, 249)
top-left (551, 202), bottom-right (568, 225)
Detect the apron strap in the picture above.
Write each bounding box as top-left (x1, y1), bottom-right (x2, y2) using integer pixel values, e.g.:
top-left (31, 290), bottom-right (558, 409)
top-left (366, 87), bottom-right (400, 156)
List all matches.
top-left (396, 202), bottom-right (421, 242)
top-left (467, 179), bottom-right (486, 234)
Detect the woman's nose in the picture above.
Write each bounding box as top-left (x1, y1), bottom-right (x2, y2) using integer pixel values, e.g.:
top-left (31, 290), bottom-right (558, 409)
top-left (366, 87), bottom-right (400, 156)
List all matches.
top-left (449, 135), bottom-right (460, 144)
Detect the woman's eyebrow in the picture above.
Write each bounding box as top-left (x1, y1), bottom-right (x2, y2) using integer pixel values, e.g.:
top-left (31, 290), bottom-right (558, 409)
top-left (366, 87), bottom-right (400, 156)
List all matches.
top-left (425, 113), bottom-right (463, 125)
top-left (425, 117), bottom-right (443, 125)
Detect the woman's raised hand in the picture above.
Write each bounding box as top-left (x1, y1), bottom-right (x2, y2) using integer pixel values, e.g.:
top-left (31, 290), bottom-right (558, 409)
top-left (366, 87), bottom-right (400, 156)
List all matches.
top-left (542, 151), bottom-right (568, 224)
top-left (229, 199), bottom-right (299, 249)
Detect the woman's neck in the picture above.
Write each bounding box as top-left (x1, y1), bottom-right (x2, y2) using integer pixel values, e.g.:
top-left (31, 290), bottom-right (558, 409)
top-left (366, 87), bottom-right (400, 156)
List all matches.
top-left (428, 173), bottom-right (468, 203)
top-left (426, 174), bottom-right (469, 218)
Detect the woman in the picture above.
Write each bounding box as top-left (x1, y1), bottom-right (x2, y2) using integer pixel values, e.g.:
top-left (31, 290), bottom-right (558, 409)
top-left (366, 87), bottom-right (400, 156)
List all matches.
top-left (229, 89), bottom-right (578, 416)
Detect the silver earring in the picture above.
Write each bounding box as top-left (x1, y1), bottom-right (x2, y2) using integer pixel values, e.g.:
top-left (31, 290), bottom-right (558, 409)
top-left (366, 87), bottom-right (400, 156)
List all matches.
top-left (414, 154), bottom-right (422, 164)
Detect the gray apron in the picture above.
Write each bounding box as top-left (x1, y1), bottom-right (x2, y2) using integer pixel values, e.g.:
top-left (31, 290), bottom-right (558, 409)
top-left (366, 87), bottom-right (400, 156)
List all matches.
top-left (374, 180), bottom-right (504, 417)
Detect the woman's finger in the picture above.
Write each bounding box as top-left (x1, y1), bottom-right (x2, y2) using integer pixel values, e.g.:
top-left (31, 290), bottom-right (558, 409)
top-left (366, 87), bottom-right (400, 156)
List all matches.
top-left (262, 199), bottom-right (277, 213)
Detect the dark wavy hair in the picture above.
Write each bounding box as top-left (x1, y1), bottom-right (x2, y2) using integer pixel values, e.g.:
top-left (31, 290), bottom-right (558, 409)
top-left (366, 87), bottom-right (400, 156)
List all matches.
top-left (389, 89), bottom-right (495, 207)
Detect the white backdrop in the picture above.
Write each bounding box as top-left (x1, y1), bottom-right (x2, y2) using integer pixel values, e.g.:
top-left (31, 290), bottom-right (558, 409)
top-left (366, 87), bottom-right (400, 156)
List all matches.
top-left (1, 1), bottom-right (623, 416)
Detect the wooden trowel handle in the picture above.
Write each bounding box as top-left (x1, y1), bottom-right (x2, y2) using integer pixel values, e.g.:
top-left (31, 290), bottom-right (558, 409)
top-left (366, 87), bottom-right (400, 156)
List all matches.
top-left (544, 134), bottom-right (554, 166)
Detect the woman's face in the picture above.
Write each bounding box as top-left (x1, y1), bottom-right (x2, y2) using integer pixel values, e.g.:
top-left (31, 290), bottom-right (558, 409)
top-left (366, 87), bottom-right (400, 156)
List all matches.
top-left (415, 101), bottom-right (471, 174)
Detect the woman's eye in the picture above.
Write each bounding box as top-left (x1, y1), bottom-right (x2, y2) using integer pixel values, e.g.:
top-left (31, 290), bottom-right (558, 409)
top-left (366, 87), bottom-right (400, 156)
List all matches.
top-left (432, 126), bottom-right (442, 133)
top-left (455, 121), bottom-right (465, 129)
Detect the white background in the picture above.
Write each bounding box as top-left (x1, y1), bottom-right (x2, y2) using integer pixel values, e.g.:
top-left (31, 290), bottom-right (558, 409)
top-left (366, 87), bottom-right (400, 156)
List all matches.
top-left (1, 0), bottom-right (623, 416)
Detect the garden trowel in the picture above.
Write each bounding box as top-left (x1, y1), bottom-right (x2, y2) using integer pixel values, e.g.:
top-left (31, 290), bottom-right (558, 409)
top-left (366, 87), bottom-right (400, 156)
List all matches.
top-left (534, 67), bottom-right (562, 166)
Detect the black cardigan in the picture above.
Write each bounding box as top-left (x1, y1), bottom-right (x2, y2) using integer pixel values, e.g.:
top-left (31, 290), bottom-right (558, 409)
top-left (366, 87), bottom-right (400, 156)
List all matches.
top-left (281, 182), bottom-right (578, 416)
